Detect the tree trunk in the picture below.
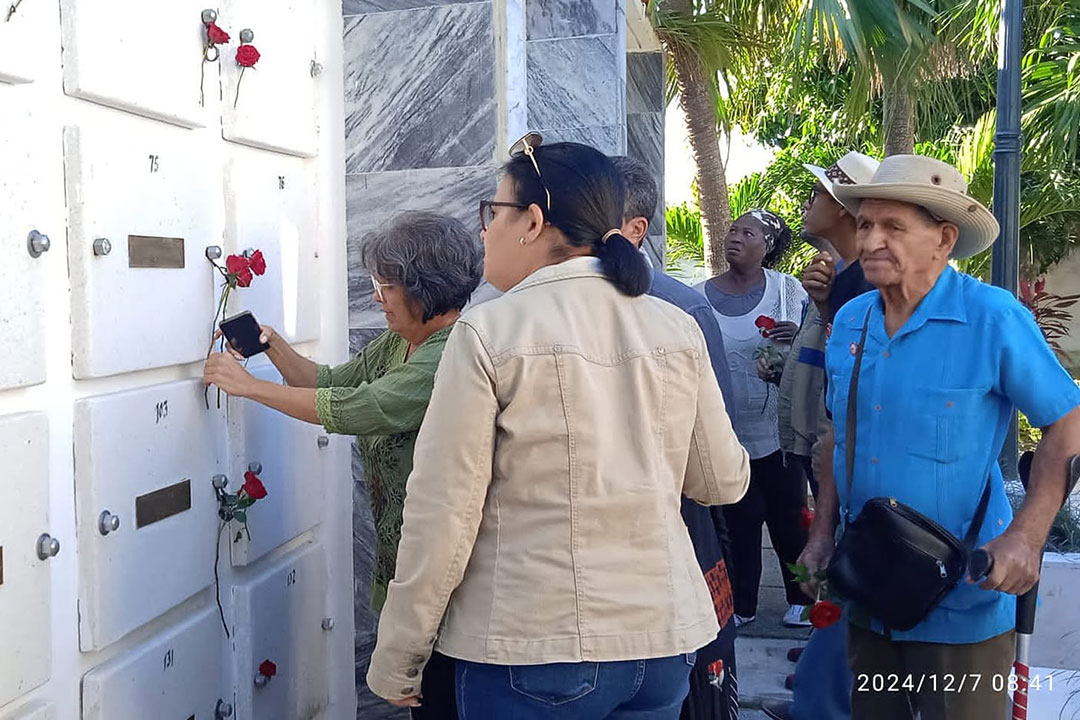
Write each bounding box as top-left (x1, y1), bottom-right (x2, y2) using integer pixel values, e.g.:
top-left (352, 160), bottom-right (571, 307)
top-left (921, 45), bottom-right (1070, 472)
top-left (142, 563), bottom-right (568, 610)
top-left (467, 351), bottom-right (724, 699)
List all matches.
top-left (882, 72), bottom-right (915, 156)
top-left (662, 0), bottom-right (730, 275)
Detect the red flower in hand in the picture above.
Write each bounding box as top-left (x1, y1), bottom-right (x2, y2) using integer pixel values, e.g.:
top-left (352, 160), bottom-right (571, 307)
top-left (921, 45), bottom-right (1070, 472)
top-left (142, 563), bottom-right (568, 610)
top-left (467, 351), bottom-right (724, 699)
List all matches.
top-left (755, 315), bottom-right (777, 337)
top-left (236, 45), bottom-right (261, 67)
top-left (206, 21), bottom-right (231, 44)
top-left (226, 254), bottom-right (250, 275)
top-left (242, 471), bottom-right (268, 500)
top-left (258, 659), bottom-right (277, 678)
top-left (235, 267), bottom-right (254, 288)
top-left (800, 507), bottom-right (815, 531)
top-left (248, 249), bottom-right (266, 276)
top-left (809, 600), bottom-right (842, 629)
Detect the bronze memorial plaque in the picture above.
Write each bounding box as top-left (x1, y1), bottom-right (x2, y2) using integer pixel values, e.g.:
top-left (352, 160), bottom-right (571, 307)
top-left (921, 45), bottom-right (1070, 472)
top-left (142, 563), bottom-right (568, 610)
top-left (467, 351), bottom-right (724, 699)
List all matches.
top-left (135, 479), bottom-right (192, 529)
top-left (128, 235), bottom-right (185, 269)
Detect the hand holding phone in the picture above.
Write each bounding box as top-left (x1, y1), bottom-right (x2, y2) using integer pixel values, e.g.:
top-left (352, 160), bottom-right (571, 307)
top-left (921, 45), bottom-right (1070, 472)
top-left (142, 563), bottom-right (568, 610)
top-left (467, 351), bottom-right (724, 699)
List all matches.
top-left (219, 311), bottom-right (270, 358)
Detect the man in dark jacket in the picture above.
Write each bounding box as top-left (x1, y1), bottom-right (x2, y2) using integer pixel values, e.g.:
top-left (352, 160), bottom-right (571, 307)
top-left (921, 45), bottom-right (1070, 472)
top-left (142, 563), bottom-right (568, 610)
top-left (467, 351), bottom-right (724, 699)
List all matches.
top-left (614, 155), bottom-right (739, 720)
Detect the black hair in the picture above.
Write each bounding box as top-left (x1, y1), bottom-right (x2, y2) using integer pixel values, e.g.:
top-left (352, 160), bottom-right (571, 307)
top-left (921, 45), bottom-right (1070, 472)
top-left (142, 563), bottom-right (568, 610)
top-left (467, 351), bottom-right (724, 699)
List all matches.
top-left (504, 142), bottom-right (651, 297)
top-left (736, 210), bottom-right (794, 270)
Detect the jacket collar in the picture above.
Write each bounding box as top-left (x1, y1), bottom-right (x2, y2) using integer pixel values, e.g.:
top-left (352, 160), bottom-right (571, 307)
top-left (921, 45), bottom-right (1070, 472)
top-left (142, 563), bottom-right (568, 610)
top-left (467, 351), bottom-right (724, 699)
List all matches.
top-left (860, 265), bottom-right (967, 344)
top-left (508, 256), bottom-right (605, 294)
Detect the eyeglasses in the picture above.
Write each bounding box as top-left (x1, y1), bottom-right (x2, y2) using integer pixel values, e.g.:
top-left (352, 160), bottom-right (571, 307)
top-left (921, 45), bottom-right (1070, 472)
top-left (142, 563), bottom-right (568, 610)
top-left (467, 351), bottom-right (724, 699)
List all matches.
top-left (479, 200), bottom-right (529, 231)
top-left (370, 275), bottom-right (392, 302)
top-left (509, 132), bottom-right (551, 212)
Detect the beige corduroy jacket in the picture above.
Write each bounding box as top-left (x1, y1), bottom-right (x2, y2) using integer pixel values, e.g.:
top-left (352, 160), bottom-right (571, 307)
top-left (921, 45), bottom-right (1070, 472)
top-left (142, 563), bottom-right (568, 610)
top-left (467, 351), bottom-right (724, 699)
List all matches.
top-left (367, 257), bottom-right (750, 701)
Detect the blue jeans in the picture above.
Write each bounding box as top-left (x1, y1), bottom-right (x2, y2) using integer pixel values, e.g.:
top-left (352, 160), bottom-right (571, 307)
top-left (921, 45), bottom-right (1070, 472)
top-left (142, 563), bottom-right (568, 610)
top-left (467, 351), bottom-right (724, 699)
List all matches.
top-left (790, 619), bottom-right (852, 720)
top-left (456, 654), bottom-right (695, 719)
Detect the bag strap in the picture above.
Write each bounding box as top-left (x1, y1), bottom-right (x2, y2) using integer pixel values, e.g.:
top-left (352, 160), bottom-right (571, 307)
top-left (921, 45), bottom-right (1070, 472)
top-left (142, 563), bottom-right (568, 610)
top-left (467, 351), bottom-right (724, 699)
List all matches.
top-left (843, 305), bottom-right (994, 548)
top-left (844, 307), bottom-right (873, 523)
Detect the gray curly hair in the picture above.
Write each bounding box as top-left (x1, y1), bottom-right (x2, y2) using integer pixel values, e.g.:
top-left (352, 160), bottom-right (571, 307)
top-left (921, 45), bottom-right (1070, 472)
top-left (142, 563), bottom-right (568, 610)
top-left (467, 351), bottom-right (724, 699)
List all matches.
top-left (362, 211), bottom-right (483, 322)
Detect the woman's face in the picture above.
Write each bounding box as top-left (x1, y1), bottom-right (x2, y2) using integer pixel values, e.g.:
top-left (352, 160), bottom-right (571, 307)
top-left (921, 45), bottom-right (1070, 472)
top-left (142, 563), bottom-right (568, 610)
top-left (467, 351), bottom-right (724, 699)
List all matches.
top-left (481, 176), bottom-right (543, 292)
top-left (725, 214), bottom-right (770, 270)
top-left (371, 273), bottom-right (425, 336)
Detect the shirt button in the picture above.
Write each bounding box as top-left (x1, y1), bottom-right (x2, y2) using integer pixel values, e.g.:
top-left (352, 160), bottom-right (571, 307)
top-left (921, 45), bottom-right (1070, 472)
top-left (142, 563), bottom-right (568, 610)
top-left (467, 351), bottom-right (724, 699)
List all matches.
top-left (406, 668), bottom-right (419, 678)
top-left (411, 655), bottom-right (426, 665)
top-left (883, 351), bottom-right (891, 358)
top-left (871, 458), bottom-right (879, 464)
top-left (874, 404), bottom-right (882, 411)
top-left (998, 518), bottom-right (1004, 526)
top-left (402, 687), bottom-right (415, 695)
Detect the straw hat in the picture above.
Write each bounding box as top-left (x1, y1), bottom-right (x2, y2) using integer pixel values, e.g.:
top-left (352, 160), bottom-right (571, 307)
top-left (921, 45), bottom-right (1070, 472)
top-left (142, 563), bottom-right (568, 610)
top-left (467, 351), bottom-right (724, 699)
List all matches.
top-left (803, 152), bottom-right (880, 203)
top-left (831, 155), bottom-right (1000, 259)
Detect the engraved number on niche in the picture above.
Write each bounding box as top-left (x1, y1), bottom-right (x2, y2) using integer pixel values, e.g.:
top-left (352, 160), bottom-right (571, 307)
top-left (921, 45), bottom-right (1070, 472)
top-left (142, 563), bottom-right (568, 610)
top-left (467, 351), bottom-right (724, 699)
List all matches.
top-left (155, 400), bottom-right (168, 424)
top-left (163, 648), bottom-right (174, 672)
top-left (278, 175), bottom-right (286, 190)
top-left (286, 569), bottom-right (297, 587)
top-left (149, 155), bottom-right (160, 173)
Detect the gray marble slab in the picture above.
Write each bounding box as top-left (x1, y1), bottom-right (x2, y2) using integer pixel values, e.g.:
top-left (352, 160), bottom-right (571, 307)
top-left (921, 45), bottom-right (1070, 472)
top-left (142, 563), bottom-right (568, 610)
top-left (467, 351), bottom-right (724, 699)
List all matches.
top-left (344, 0), bottom-right (462, 14)
top-left (344, 4), bottom-right (496, 173)
top-left (346, 166), bottom-right (496, 327)
top-left (527, 34), bottom-right (623, 130)
top-left (627, 51), bottom-right (665, 114)
top-left (627, 111), bottom-right (664, 230)
top-left (526, 0), bottom-right (619, 40)
top-left (534, 124), bottom-right (627, 156)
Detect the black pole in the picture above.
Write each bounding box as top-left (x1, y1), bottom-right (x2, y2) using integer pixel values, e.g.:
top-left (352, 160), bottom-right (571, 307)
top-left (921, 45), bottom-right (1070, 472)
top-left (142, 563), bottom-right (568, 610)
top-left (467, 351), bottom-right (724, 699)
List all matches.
top-left (992, 0), bottom-right (1023, 479)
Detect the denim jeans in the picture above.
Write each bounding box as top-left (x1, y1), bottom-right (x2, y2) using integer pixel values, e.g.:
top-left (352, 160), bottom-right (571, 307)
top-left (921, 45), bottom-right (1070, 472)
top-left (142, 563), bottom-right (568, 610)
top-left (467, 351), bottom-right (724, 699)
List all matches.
top-left (455, 653), bottom-right (695, 719)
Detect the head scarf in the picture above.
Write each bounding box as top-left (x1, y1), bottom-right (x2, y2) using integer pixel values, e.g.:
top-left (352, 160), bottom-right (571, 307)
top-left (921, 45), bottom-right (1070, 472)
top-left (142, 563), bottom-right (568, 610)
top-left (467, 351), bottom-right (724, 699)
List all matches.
top-left (747, 209), bottom-right (785, 251)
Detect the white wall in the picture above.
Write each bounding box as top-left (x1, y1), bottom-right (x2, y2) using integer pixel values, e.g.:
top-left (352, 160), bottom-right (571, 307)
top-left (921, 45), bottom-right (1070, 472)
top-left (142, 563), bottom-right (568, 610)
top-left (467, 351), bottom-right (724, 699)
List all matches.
top-left (1044, 247), bottom-right (1080, 374)
top-left (0, 0), bottom-right (353, 717)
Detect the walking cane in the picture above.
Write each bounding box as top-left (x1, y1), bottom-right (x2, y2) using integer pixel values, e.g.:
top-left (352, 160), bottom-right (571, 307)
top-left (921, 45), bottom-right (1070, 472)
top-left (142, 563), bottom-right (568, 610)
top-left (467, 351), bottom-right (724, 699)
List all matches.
top-left (969, 452), bottom-right (1080, 720)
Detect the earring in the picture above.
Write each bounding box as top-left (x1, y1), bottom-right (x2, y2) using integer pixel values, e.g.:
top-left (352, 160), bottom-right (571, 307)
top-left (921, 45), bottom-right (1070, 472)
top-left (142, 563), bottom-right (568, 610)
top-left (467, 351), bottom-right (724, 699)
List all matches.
top-left (519, 237), bottom-right (526, 246)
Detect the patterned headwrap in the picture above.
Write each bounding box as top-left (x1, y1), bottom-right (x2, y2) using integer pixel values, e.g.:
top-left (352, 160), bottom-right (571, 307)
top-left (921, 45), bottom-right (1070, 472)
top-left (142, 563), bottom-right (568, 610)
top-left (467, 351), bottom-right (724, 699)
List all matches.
top-left (747, 209), bottom-right (785, 250)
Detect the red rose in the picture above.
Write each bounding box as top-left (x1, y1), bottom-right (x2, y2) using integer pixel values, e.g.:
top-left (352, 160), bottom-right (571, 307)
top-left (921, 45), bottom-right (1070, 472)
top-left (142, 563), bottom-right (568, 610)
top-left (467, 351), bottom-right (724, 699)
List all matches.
top-left (236, 45), bottom-right (261, 68)
top-left (206, 22), bottom-right (231, 45)
top-left (258, 659), bottom-right (277, 678)
top-left (809, 600), bottom-right (842, 629)
top-left (234, 268), bottom-right (253, 288)
top-left (248, 249), bottom-right (266, 276)
top-left (226, 254), bottom-right (250, 275)
top-left (800, 507), bottom-right (815, 530)
top-left (754, 315), bottom-right (777, 331)
top-left (242, 471), bottom-right (268, 500)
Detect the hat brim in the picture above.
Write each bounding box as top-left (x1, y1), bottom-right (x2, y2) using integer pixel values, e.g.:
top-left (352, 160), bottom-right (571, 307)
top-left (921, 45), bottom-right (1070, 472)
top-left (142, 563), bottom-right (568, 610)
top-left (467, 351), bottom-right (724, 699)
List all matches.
top-left (802, 164), bottom-right (843, 203)
top-left (832, 182), bottom-right (1000, 259)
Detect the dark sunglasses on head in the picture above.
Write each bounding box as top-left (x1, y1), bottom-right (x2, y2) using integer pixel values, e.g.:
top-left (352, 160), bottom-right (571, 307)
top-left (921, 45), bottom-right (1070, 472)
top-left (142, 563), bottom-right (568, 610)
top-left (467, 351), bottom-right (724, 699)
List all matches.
top-left (478, 132), bottom-right (553, 231)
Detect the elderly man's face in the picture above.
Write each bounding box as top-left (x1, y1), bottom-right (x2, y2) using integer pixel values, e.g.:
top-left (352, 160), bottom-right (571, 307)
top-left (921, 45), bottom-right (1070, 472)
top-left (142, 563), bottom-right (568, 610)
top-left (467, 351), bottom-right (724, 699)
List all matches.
top-left (856, 199), bottom-right (957, 289)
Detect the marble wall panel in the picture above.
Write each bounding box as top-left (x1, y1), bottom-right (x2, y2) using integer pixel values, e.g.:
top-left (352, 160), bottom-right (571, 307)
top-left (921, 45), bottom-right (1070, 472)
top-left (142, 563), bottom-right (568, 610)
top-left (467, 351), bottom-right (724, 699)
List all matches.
top-left (627, 51), bottom-right (664, 114)
top-left (526, 0), bottom-right (619, 41)
top-left (534, 124), bottom-right (627, 156)
top-left (527, 34), bottom-right (623, 131)
top-left (344, 4), bottom-right (496, 173)
top-left (627, 110), bottom-right (663, 227)
top-left (344, 0), bottom-right (459, 13)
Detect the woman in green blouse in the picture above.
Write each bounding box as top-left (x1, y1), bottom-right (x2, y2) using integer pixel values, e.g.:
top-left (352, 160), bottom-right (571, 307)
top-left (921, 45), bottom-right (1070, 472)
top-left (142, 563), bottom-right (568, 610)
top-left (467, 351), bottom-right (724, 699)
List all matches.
top-left (204, 211), bottom-right (483, 720)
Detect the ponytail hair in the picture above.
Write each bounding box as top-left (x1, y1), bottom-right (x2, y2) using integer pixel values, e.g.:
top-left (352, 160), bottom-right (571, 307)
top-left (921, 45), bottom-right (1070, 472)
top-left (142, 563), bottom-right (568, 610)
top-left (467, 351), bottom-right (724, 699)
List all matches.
top-left (504, 142), bottom-right (651, 297)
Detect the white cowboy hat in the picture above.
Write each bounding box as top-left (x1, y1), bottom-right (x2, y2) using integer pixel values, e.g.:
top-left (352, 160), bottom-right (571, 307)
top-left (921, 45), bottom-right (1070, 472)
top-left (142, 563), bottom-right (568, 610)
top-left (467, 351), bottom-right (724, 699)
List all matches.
top-left (831, 155), bottom-right (1000, 259)
top-left (803, 152), bottom-right (880, 203)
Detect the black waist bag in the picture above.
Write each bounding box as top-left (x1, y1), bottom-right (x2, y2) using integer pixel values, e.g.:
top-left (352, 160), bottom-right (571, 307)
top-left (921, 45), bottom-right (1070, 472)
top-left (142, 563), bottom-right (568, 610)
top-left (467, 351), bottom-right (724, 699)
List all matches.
top-left (825, 308), bottom-right (991, 632)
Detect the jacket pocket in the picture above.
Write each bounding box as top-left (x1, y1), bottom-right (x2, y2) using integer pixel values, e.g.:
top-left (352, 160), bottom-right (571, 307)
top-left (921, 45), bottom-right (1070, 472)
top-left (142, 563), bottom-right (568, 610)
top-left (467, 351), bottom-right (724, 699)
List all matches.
top-left (509, 663), bottom-right (599, 706)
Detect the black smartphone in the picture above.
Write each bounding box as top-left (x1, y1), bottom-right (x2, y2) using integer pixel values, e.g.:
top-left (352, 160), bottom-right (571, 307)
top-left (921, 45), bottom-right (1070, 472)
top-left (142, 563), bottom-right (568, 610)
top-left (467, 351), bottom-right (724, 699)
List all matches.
top-left (219, 311), bottom-right (270, 358)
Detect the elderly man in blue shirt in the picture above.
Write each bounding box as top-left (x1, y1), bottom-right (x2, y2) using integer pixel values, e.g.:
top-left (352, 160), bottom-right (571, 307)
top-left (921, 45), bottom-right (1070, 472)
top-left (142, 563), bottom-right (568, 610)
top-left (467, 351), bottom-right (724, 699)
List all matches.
top-left (797, 154), bottom-right (1080, 720)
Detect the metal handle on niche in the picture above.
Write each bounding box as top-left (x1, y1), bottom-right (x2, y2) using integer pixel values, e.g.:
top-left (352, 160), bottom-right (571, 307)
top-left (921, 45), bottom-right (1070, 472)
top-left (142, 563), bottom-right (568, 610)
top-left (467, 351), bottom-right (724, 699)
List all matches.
top-left (206, 245), bottom-right (223, 261)
top-left (215, 699), bottom-right (234, 719)
top-left (27, 230), bottom-right (50, 258)
top-left (98, 510), bottom-right (121, 536)
top-left (317, 435), bottom-right (330, 449)
top-left (248, 461), bottom-right (262, 475)
top-left (254, 673), bottom-right (271, 688)
top-left (93, 238), bottom-right (112, 256)
top-left (36, 534), bottom-right (60, 560)
top-left (212, 474), bottom-right (229, 490)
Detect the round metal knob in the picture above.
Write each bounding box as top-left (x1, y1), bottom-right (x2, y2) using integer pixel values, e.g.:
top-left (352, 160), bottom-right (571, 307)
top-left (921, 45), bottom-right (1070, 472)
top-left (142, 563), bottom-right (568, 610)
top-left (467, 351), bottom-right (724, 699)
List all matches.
top-left (205, 245), bottom-right (223, 261)
top-left (254, 673), bottom-right (269, 688)
top-left (201, 8), bottom-right (218, 23)
top-left (248, 461), bottom-right (263, 475)
top-left (215, 699), bottom-right (233, 719)
top-left (36, 534), bottom-right (60, 560)
top-left (93, 238), bottom-right (112, 256)
top-left (27, 230), bottom-right (50, 258)
top-left (212, 474), bottom-right (229, 490)
top-left (240, 28), bottom-right (254, 43)
top-left (317, 435), bottom-right (329, 449)
top-left (321, 617), bottom-right (334, 631)
top-left (98, 510), bottom-right (120, 536)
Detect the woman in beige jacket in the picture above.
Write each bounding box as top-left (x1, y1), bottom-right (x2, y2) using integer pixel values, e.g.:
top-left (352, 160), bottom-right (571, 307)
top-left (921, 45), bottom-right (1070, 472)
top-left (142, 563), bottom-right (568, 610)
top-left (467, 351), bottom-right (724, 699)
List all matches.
top-left (368, 137), bottom-right (750, 719)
